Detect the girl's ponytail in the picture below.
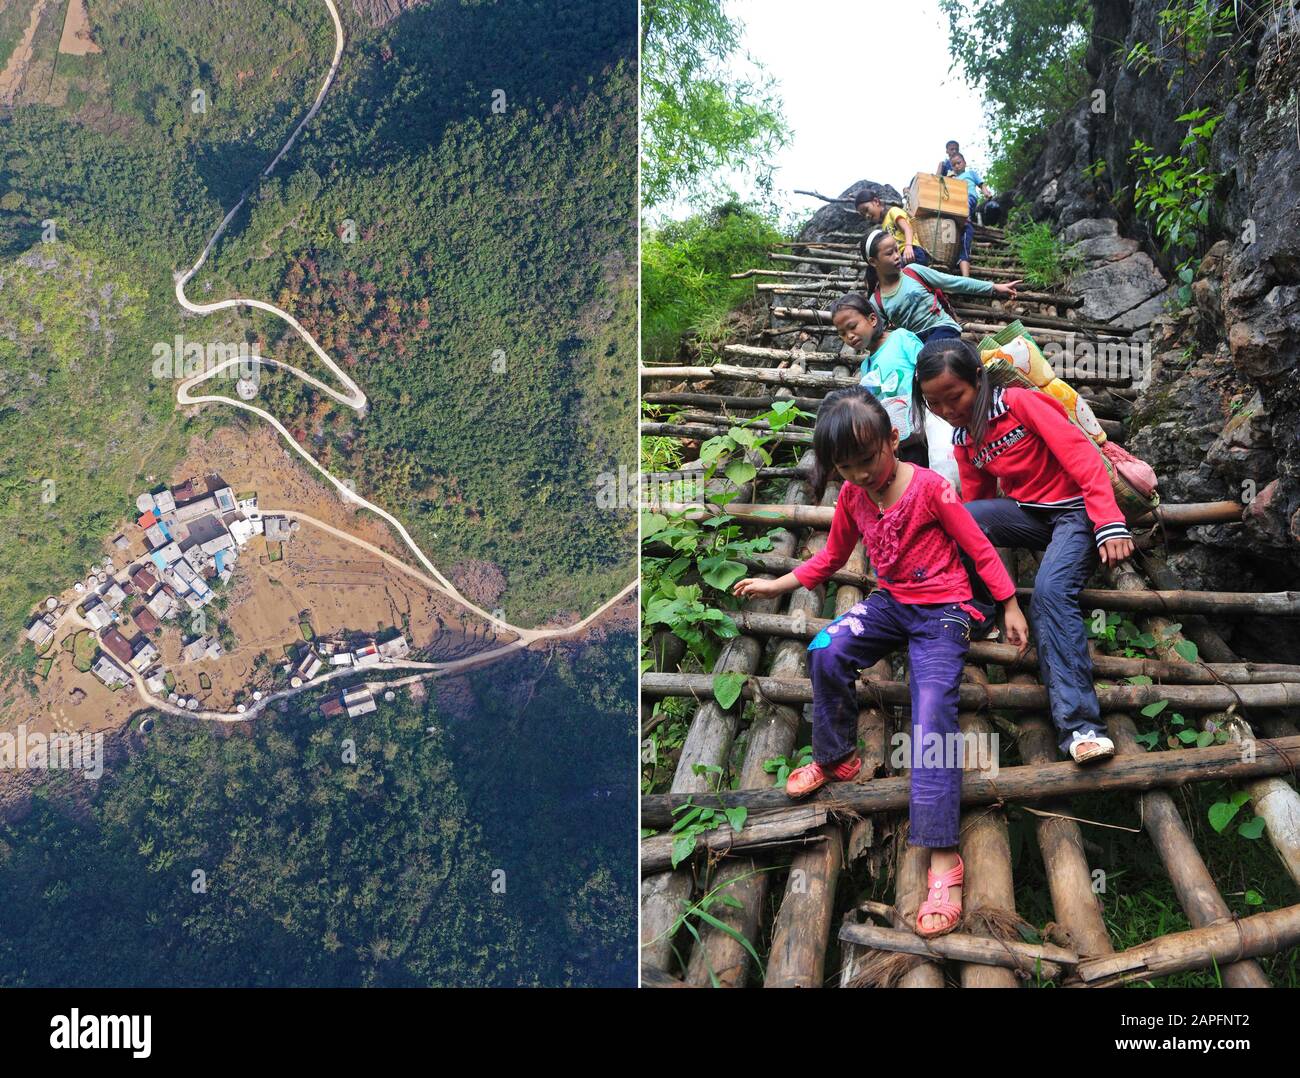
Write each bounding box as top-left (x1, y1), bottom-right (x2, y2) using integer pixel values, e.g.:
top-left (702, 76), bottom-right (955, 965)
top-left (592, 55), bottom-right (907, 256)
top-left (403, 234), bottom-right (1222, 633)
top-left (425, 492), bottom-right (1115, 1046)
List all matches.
top-left (860, 228), bottom-right (887, 295)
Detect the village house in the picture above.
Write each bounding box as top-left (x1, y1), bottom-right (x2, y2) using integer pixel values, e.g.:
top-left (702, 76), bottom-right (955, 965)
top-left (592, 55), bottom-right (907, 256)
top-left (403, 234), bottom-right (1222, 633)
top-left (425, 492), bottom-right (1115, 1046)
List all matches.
top-left (131, 606), bottom-right (159, 633)
top-left (100, 627), bottom-right (133, 665)
top-left (130, 565), bottom-right (158, 592)
top-left (264, 516), bottom-right (296, 543)
top-left (343, 688), bottom-right (377, 718)
top-left (91, 656), bottom-right (130, 689)
top-left (25, 616), bottom-right (55, 649)
top-left (181, 635), bottom-right (223, 663)
top-left (101, 581), bottom-right (128, 610)
top-left (297, 651), bottom-right (323, 681)
top-left (353, 642), bottom-right (381, 668)
top-left (82, 599), bottom-right (113, 631)
top-left (320, 697), bottom-right (345, 719)
top-left (130, 639), bottom-right (160, 673)
top-left (145, 588), bottom-right (176, 621)
top-left (377, 635), bottom-right (410, 661)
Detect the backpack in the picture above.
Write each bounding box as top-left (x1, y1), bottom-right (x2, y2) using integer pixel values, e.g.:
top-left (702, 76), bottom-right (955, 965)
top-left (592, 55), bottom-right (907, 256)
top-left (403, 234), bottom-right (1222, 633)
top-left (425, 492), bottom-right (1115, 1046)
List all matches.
top-left (873, 266), bottom-right (959, 328)
top-left (977, 321), bottom-right (1161, 523)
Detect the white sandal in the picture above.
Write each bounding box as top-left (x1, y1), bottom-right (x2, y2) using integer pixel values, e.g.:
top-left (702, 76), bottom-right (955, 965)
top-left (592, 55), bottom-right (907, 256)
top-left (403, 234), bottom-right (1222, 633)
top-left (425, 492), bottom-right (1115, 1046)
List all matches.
top-left (1069, 729), bottom-right (1115, 764)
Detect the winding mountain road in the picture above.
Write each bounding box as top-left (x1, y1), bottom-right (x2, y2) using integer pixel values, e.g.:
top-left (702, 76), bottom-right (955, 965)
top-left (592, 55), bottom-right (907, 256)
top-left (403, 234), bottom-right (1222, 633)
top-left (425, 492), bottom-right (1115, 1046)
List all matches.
top-left (154, 0), bottom-right (636, 720)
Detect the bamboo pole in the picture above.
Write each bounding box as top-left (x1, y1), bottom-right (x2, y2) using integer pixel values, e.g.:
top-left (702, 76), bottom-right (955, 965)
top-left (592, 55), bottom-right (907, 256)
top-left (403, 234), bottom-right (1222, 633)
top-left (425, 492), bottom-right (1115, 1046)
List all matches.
top-left (837, 922), bottom-right (1074, 979)
top-left (650, 499), bottom-right (1246, 530)
top-left (765, 824), bottom-right (844, 988)
top-left (641, 671), bottom-right (1300, 712)
top-left (639, 734), bottom-right (1300, 828)
top-left (641, 421), bottom-right (812, 445)
top-left (955, 666), bottom-right (1020, 987)
top-left (642, 364), bottom-right (854, 390)
top-left (722, 608), bottom-right (1300, 675)
top-left (769, 537), bottom-right (880, 988)
top-left (1072, 903), bottom-right (1300, 986)
top-left (641, 806), bottom-right (829, 874)
top-left (683, 463), bottom-right (830, 987)
top-left (640, 465), bottom-right (812, 973)
top-left (1107, 712), bottom-right (1268, 983)
top-left (643, 391), bottom-right (829, 413)
top-left (1017, 703), bottom-right (1116, 957)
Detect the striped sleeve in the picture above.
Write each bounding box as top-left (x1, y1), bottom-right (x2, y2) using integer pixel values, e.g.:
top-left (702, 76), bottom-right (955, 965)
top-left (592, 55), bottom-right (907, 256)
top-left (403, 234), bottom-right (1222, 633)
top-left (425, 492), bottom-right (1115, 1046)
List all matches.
top-left (1006, 389), bottom-right (1132, 549)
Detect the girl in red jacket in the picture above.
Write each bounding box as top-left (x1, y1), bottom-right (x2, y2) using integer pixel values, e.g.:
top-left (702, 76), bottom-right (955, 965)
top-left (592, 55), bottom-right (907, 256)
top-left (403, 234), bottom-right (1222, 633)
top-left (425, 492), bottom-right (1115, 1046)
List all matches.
top-left (733, 387), bottom-right (1028, 937)
top-left (913, 338), bottom-right (1136, 764)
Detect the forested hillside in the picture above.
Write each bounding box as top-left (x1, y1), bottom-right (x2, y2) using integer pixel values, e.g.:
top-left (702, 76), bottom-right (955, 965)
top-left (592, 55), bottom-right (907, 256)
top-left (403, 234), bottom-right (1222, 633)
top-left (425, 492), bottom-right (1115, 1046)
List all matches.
top-left (0, 0), bottom-right (636, 648)
top-left (202, 1), bottom-right (637, 625)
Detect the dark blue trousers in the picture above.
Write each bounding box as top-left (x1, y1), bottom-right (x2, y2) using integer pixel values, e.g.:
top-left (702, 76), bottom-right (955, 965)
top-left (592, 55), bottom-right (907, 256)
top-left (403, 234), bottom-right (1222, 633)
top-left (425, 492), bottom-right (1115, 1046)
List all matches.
top-left (807, 590), bottom-right (973, 847)
top-left (961, 500), bottom-right (1106, 755)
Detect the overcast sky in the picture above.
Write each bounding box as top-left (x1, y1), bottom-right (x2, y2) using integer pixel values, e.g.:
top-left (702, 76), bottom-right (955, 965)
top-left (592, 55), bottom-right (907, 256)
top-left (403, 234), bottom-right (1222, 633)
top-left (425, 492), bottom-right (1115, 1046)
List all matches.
top-left (652, 0), bottom-right (991, 226)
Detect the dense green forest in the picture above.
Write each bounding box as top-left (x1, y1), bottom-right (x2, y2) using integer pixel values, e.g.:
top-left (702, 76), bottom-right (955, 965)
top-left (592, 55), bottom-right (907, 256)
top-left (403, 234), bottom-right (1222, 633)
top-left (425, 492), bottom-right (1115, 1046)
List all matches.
top-left (0, 631), bottom-right (635, 986)
top-left (0, 0), bottom-right (636, 987)
top-left (201, 1), bottom-right (638, 625)
top-left (0, 0), bottom-right (636, 648)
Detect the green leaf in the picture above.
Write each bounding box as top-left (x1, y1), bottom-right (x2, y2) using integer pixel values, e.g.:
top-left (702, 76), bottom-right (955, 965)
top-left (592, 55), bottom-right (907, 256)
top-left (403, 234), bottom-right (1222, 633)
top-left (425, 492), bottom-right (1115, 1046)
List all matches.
top-left (1230, 790), bottom-right (1251, 808)
top-left (1140, 699), bottom-right (1169, 718)
top-left (1244, 889), bottom-right (1264, 905)
top-left (1208, 800), bottom-right (1241, 833)
top-left (1237, 817), bottom-right (1265, 840)
top-left (724, 459), bottom-right (757, 486)
top-left (713, 671), bottom-right (746, 710)
top-left (1195, 729), bottom-right (1214, 748)
top-left (1177, 728), bottom-right (1199, 744)
top-left (641, 512), bottom-right (669, 538)
top-left (671, 835), bottom-right (697, 869)
top-left (1124, 675), bottom-right (1153, 686)
top-left (724, 806), bottom-right (748, 832)
top-left (699, 558), bottom-right (748, 592)
top-left (1133, 731), bottom-right (1160, 750)
top-left (1173, 640), bottom-right (1199, 663)
top-left (699, 436), bottom-right (736, 464)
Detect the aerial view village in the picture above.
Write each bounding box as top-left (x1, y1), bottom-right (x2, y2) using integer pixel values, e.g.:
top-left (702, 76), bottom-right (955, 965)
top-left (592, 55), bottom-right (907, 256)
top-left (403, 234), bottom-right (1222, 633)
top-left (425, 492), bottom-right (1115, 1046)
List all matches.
top-left (21, 471), bottom-right (448, 731)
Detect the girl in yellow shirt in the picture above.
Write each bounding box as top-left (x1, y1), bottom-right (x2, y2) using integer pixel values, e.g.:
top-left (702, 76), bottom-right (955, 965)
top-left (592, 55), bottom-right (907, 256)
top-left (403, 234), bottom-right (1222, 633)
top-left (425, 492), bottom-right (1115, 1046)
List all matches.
top-left (855, 192), bottom-right (931, 267)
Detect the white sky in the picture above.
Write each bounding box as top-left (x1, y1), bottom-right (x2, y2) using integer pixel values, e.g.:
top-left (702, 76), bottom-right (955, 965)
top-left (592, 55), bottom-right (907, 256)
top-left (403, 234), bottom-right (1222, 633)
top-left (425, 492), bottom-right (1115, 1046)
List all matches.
top-left (653, 0), bottom-right (991, 226)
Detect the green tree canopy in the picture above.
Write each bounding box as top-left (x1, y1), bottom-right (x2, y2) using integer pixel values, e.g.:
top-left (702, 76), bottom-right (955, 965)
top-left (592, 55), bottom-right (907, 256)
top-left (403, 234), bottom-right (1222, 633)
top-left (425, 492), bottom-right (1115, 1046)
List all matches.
top-left (640, 0), bottom-right (789, 209)
top-left (938, 0), bottom-right (1092, 190)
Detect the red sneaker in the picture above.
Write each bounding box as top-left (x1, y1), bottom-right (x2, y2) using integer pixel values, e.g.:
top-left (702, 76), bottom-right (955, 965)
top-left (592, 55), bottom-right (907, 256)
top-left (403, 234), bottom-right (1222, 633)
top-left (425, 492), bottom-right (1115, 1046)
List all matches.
top-left (785, 754), bottom-right (862, 798)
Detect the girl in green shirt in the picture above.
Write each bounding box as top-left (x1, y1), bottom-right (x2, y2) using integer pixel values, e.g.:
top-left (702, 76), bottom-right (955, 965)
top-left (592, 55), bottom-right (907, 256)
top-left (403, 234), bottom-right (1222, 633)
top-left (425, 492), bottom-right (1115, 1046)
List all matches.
top-left (859, 230), bottom-right (1021, 343)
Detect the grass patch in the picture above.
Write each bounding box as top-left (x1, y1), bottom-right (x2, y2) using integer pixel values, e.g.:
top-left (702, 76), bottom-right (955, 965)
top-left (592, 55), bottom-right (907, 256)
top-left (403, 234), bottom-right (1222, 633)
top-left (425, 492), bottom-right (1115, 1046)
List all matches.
top-left (60, 633), bottom-right (74, 651)
top-left (198, 673), bottom-right (211, 690)
top-left (71, 630), bottom-right (96, 673)
top-left (163, 671), bottom-right (175, 693)
top-left (267, 543), bottom-right (283, 563)
top-left (34, 656), bottom-right (54, 679)
top-left (299, 622), bottom-right (314, 642)
top-left (642, 200), bottom-right (783, 364)
top-left (1004, 213), bottom-right (1081, 288)
top-left (236, 490), bottom-right (257, 502)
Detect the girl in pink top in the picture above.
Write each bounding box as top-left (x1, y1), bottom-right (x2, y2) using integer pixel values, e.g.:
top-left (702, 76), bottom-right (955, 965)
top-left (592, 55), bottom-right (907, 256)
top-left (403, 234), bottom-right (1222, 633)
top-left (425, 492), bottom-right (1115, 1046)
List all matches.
top-left (733, 387), bottom-right (1028, 936)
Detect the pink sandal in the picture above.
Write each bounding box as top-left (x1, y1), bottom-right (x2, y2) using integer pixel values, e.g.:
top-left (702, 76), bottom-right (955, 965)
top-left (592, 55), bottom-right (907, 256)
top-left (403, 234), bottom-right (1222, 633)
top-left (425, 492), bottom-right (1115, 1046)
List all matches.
top-left (785, 754), bottom-right (862, 799)
top-left (916, 853), bottom-right (964, 938)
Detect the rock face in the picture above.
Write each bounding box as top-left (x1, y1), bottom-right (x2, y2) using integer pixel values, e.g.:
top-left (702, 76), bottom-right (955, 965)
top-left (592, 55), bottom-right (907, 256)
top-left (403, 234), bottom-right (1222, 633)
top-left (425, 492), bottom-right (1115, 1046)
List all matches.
top-left (1010, 0), bottom-right (1300, 642)
top-left (349, 0), bottom-right (427, 27)
top-left (795, 181), bottom-right (903, 245)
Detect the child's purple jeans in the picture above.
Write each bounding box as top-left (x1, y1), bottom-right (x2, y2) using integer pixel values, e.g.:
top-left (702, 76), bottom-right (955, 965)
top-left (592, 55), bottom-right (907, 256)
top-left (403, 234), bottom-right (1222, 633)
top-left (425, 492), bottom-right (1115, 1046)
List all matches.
top-left (807, 589), bottom-right (974, 848)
